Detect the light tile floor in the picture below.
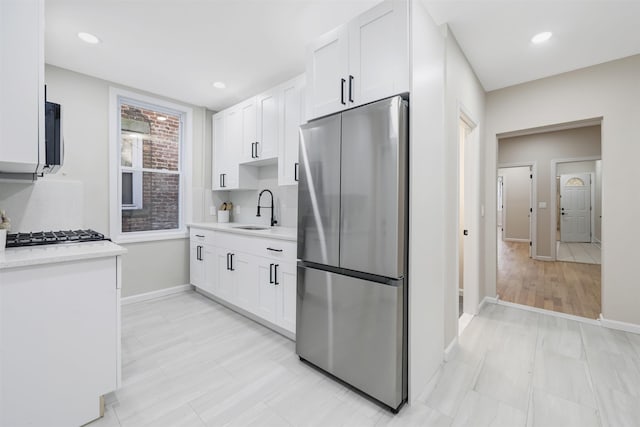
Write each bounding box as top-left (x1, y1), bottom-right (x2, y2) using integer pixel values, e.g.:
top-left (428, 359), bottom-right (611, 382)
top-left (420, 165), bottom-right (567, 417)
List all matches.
top-left (89, 291), bottom-right (640, 427)
top-left (556, 241), bottom-right (601, 264)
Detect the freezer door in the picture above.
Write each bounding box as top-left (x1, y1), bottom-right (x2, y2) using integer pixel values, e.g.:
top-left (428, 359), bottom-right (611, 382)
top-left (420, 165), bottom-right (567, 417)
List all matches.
top-left (297, 114), bottom-right (342, 267)
top-left (340, 96), bottom-right (408, 278)
top-left (296, 265), bottom-right (405, 409)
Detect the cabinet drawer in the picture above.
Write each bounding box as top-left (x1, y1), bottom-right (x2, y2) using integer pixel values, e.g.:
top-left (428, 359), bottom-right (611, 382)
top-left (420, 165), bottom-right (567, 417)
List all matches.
top-left (212, 232), bottom-right (296, 262)
top-left (190, 228), bottom-right (215, 244)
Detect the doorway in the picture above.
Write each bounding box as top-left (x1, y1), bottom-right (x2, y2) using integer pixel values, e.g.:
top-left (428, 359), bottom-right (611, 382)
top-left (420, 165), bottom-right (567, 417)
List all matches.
top-left (496, 123), bottom-right (602, 319)
top-left (553, 159), bottom-right (601, 264)
top-left (457, 110), bottom-right (480, 332)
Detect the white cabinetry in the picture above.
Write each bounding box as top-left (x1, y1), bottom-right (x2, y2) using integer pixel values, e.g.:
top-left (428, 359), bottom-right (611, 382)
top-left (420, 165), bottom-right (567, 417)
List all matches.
top-left (278, 75), bottom-right (305, 186)
top-left (306, 0), bottom-right (409, 120)
top-left (0, 0), bottom-right (45, 174)
top-left (1, 253), bottom-right (122, 427)
top-left (189, 227), bottom-right (297, 336)
top-left (212, 74), bottom-right (305, 190)
top-left (211, 107), bottom-right (258, 190)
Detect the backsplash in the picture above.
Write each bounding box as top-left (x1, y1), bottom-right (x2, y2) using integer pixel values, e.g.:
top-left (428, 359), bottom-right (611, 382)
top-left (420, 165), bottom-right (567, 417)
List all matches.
top-left (0, 180), bottom-right (84, 232)
top-left (226, 165), bottom-right (298, 228)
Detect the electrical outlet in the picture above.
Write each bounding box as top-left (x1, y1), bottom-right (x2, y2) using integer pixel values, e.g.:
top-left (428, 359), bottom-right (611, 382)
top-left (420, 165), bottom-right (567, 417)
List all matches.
top-left (209, 206), bottom-right (216, 216)
top-left (235, 205), bottom-right (241, 215)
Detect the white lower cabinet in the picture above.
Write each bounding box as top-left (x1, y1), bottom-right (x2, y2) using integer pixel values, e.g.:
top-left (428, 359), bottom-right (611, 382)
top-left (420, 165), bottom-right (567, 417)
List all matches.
top-left (256, 258), bottom-right (296, 334)
top-left (190, 227), bottom-right (297, 336)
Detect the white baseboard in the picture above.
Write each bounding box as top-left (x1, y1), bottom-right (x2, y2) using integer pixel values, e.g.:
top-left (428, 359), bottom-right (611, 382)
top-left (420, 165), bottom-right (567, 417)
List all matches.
top-left (496, 299), bottom-right (600, 325)
top-left (599, 315), bottom-right (640, 335)
top-left (478, 295), bottom-right (498, 311)
top-left (444, 337), bottom-right (458, 362)
top-left (503, 238), bottom-right (529, 243)
top-left (534, 256), bottom-right (554, 262)
top-left (121, 284), bottom-right (193, 305)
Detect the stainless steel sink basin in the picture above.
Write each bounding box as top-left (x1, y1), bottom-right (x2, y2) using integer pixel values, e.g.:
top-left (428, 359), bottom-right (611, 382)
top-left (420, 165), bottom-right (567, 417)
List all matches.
top-left (232, 225), bottom-right (270, 231)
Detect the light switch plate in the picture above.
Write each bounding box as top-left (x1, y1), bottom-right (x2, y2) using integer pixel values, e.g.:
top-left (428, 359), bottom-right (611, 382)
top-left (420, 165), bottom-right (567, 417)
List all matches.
top-left (538, 202), bottom-right (547, 209)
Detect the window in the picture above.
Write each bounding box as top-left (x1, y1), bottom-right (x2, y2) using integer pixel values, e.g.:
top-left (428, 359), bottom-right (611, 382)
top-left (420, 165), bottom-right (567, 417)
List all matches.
top-left (109, 88), bottom-right (192, 243)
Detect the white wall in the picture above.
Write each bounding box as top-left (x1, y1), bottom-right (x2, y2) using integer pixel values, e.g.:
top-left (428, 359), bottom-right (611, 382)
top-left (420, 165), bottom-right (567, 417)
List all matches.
top-left (442, 28), bottom-right (486, 348)
top-left (0, 65), bottom-right (210, 297)
top-left (226, 165), bottom-right (298, 227)
top-left (408, 0), bottom-right (446, 402)
top-left (483, 54), bottom-right (640, 325)
top-left (499, 167), bottom-right (531, 241)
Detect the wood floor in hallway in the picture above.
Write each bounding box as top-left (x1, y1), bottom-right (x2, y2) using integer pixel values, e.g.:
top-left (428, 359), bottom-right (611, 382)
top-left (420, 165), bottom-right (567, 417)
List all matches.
top-left (497, 236), bottom-right (601, 319)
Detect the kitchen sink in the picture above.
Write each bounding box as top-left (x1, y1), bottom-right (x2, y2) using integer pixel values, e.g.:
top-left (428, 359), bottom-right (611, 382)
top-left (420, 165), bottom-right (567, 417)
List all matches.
top-left (232, 225), bottom-right (270, 231)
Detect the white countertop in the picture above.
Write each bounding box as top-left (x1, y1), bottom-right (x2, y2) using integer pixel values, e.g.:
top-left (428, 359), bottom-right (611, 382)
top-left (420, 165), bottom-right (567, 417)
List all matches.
top-left (0, 241), bottom-right (127, 270)
top-left (188, 222), bottom-right (297, 242)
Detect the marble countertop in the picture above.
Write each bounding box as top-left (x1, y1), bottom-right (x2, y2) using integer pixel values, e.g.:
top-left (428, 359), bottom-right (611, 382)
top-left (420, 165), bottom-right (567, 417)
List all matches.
top-left (0, 240), bottom-right (127, 270)
top-left (188, 222), bottom-right (297, 242)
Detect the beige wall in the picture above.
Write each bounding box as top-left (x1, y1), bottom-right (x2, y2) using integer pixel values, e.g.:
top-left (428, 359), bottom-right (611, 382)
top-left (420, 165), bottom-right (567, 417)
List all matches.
top-left (499, 167), bottom-right (531, 241)
top-left (0, 65), bottom-right (211, 297)
top-left (442, 28), bottom-right (486, 348)
top-left (484, 54), bottom-right (640, 325)
top-left (498, 126), bottom-right (601, 257)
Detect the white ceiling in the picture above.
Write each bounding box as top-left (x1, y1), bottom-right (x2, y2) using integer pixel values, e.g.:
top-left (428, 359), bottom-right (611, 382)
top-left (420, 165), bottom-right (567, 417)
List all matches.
top-left (46, 1), bottom-right (640, 110)
top-left (424, 0), bottom-right (640, 91)
top-left (45, 0), bottom-right (380, 111)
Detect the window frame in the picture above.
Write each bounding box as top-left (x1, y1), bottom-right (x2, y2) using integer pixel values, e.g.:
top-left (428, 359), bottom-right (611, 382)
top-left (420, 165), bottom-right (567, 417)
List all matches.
top-left (109, 87), bottom-right (193, 244)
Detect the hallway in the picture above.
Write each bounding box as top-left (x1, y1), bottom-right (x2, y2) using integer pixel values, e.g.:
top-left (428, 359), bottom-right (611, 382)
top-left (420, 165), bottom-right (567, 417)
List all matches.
top-left (497, 232), bottom-right (601, 319)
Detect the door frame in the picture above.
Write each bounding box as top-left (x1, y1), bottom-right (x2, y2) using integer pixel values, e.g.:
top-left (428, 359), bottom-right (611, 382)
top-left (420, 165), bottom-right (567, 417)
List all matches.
top-left (456, 103), bottom-right (480, 321)
top-left (550, 155), bottom-right (601, 259)
top-left (497, 161), bottom-right (537, 258)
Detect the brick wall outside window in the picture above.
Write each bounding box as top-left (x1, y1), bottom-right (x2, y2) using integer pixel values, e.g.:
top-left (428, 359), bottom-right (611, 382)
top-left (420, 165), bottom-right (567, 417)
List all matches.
top-left (121, 104), bottom-right (180, 232)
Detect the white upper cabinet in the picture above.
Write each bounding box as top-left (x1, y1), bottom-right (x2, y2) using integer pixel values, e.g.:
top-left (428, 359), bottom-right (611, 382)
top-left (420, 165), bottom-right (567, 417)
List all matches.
top-left (212, 74), bottom-right (305, 191)
top-left (348, 1), bottom-right (409, 107)
top-left (305, 25), bottom-right (349, 120)
top-left (252, 89), bottom-right (279, 162)
top-left (212, 105), bottom-right (258, 190)
top-left (0, 0), bottom-right (45, 174)
top-left (278, 75), bottom-right (305, 186)
top-left (239, 97), bottom-right (257, 162)
top-left (305, 0), bottom-right (409, 120)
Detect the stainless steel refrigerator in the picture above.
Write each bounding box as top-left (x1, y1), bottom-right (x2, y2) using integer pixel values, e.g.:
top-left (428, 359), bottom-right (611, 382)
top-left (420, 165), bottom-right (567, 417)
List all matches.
top-left (296, 95), bottom-right (408, 412)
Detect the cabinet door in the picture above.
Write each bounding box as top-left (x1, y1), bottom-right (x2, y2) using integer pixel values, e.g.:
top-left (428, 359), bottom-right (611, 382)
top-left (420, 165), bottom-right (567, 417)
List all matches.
top-left (256, 259), bottom-right (277, 323)
top-left (254, 90), bottom-right (279, 161)
top-left (275, 262), bottom-right (297, 334)
top-left (201, 245), bottom-right (217, 295)
top-left (278, 75), bottom-right (305, 186)
top-left (305, 24), bottom-right (349, 120)
top-left (214, 247), bottom-right (235, 301)
top-left (239, 98), bottom-right (257, 163)
top-left (233, 252), bottom-right (259, 313)
top-left (212, 112), bottom-right (226, 190)
top-left (348, 0), bottom-right (409, 108)
top-left (221, 107), bottom-right (241, 189)
top-left (190, 242), bottom-right (205, 287)
top-left (0, 0), bottom-right (44, 174)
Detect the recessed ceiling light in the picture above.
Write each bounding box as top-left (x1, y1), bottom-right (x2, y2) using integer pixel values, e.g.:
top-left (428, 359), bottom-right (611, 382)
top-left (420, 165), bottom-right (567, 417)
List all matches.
top-left (531, 31), bottom-right (552, 44)
top-left (212, 81), bottom-right (226, 89)
top-left (157, 116), bottom-right (167, 121)
top-left (77, 32), bottom-right (100, 44)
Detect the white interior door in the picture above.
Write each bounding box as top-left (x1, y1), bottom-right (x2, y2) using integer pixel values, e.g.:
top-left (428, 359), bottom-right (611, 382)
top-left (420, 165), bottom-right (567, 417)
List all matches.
top-left (560, 173), bottom-right (591, 242)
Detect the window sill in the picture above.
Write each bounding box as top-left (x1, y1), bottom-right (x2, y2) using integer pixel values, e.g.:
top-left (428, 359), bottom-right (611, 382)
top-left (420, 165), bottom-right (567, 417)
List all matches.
top-left (111, 229), bottom-right (188, 244)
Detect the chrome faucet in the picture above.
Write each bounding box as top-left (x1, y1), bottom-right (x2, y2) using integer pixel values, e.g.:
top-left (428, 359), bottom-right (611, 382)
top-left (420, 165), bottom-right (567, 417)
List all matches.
top-left (256, 189), bottom-right (277, 227)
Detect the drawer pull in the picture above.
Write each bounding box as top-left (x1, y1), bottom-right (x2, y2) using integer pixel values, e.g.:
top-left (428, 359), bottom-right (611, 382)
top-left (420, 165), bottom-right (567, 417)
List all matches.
top-left (195, 234), bottom-right (205, 238)
top-left (267, 247), bottom-right (283, 252)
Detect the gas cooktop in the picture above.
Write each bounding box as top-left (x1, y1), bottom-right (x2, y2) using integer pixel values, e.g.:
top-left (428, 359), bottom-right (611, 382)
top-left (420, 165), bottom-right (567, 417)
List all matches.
top-left (6, 229), bottom-right (108, 248)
